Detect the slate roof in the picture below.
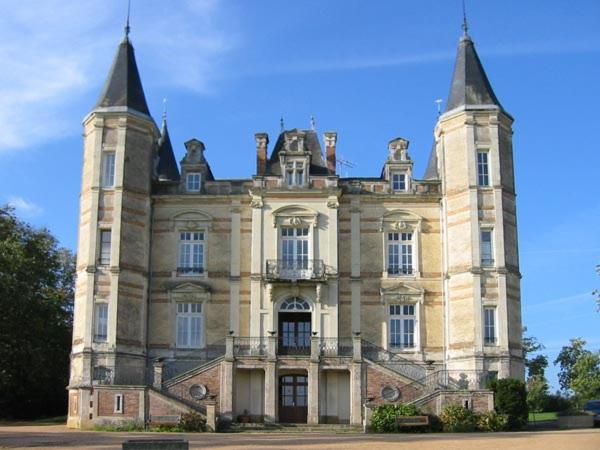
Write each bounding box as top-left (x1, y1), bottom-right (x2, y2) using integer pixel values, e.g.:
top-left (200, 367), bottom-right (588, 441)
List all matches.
top-left (266, 129), bottom-right (330, 176)
top-left (156, 119), bottom-right (180, 182)
top-left (445, 33), bottom-right (502, 112)
top-left (423, 143), bottom-right (439, 180)
top-left (94, 37), bottom-right (150, 115)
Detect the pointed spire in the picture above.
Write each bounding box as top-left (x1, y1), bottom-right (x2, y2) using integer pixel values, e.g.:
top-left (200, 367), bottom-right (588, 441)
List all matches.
top-left (156, 115), bottom-right (180, 182)
top-left (94, 5), bottom-right (150, 116)
top-left (444, 25), bottom-right (502, 112)
top-left (124, 0), bottom-right (131, 40)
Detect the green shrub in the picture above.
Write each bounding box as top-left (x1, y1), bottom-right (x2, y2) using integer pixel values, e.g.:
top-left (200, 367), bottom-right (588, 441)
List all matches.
top-left (93, 420), bottom-right (145, 432)
top-left (439, 404), bottom-right (478, 432)
top-left (370, 403), bottom-right (420, 433)
top-left (489, 378), bottom-right (528, 430)
top-left (179, 412), bottom-right (206, 432)
top-left (477, 410), bottom-right (508, 431)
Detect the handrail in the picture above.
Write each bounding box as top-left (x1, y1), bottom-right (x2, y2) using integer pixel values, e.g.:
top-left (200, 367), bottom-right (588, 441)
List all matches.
top-left (161, 338), bottom-right (226, 382)
top-left (265, 259), bottom-right (325, 280)
top-left (402, 369), bottom-right (490, 402)
top-left (361, 339), bottom-right (427, 381)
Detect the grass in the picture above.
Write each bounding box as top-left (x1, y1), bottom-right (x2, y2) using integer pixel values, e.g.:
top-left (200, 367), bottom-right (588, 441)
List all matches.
top-left (0, 415), bottom-right (67, 426)
top-left (528, 411), bottom-right (558, 422)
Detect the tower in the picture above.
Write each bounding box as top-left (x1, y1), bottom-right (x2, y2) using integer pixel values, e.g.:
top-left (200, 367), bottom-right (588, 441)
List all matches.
top-left (68, 29), bottom-right (158, 427)
top-left (432, 28), bottom-right (524, 378)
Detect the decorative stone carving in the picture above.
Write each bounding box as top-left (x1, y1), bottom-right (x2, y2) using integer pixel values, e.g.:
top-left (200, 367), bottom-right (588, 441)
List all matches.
top-left (316, 284), bottom-right (322, 303)
top-left (327, 197), bottom-right (339, 209)
top-left (272, 205), bottom-right (318, 228)
top-left (250, 195), bottom-right (263, 209)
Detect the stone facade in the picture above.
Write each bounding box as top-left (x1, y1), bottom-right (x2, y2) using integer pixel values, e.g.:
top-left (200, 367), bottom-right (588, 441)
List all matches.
top-left (67, 28), bottom-right (523, 429)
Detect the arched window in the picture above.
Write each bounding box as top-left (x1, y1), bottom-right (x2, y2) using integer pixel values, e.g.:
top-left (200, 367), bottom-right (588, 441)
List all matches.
top-left (279, 297), bottom-right (311, 312)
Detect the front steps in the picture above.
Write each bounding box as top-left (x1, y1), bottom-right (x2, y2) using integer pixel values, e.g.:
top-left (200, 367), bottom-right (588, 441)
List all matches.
top-left (227, 423), bottom-right (363, 433)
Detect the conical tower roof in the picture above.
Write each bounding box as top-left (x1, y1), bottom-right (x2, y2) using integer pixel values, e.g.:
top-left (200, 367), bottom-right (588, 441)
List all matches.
top-left (156, 119), bottom-right (180, 182)
top-left (445, 33), bottom-right (502, 112)
top-left (94, 36), bottom-right (150, 115)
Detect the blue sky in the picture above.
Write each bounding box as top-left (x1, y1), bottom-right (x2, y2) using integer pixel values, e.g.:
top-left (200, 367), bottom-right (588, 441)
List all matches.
top-left (0, 0), bottom-right (598, 390)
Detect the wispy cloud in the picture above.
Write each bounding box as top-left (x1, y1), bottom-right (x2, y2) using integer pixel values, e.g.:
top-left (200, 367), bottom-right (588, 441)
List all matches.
top-left (0, 0), bottom-right (238, 154)
top-left (524, 292), bottom-right (593, 311)
top-left (6, 196), bottom-right (43, 218)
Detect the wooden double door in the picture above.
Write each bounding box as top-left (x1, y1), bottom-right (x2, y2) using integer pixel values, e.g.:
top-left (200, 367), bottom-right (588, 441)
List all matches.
top-left (279, 374), bottom-right (308, 423)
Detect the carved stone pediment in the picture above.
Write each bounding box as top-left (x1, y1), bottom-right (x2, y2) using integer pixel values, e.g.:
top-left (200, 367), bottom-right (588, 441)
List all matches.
top-left (380, 283), bottom-right (424, 304)
top-left (272, 205), bottom-right (318, 228)
top-left (379, 210), bottom-right (422, 232)
top-left (167, 281), bottom-right (211, 303)
top-left (172, 210), bottom-right (213, 231)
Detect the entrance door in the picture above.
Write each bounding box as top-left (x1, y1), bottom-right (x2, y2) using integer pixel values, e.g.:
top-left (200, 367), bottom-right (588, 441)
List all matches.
top-left (279, 374), bottom-right (308, 423)
top-left (279, 312), bottom-right (311, 355)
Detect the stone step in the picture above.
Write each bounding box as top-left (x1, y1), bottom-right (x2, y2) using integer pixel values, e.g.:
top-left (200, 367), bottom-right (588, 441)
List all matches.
top-left (227, 423), bottom-right (363, 433)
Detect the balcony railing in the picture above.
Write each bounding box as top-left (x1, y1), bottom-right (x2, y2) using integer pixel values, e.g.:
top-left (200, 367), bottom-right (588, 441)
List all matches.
top-left (319, 338), bottom-right (354, 357)
top-left (265, 259), bottom-right (325, 280)
top-left (387, 267), bottom-right (414, 276)
top-left (177, 266), bottom-right (204, 276)
top-left (278, 336), bottom-right (311, 355)
top-left (233, 337), bottom-right (267, 357)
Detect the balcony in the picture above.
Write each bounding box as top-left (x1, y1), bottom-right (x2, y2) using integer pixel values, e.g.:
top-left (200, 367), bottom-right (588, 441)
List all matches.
top-left (228, 336), bottom-right (361, 360)
top-left (265, 259), bottom-right (325, 281)
top-left (177, 266), bottom-right (204, 276)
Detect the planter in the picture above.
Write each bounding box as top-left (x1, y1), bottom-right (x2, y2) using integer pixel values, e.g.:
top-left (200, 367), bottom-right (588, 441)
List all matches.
top-left (557, 415), bottom-right (594, 429)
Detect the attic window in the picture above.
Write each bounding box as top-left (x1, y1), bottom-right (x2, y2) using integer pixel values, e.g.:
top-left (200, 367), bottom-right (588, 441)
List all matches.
top-left (186, 173), bottom-right (201, 192)
top-left (285, 161), bottom-right (305, 187)
top-left (391, 172), bottom-right (407, 192)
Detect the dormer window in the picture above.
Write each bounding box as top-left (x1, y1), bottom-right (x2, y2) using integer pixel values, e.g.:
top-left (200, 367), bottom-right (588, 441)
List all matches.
top-left (391, 172), bottom-right (407, 192)
top-left (186, 173), bottom-right (201, 192)
top-left (286, 161), bottom-right (305, 187)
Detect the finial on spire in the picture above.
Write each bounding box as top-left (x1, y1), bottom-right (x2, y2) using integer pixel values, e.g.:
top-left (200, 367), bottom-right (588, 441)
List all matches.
top-left (280, 116), bottom-right (285, 132)
top-left (310, 115), bottom-right (316, 131)
top-left (461, 0), bottom-right (469, 37)
top-left (162, 97), bottom-right (168, 122)
top-left (124, 0), bottom-right (131, 39)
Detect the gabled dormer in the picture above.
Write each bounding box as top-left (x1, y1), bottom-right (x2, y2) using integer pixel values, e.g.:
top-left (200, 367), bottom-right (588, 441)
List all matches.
top-left (382, 137), bottom-right (413, 193)
top-left (180, 139), bottom-right (215, 193)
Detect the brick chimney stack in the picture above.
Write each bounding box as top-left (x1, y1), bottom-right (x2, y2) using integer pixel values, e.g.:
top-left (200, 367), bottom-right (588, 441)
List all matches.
top-left (324, 131), bottom-right (337, 175)
top-left (255, 133), bottom-right (269, 176)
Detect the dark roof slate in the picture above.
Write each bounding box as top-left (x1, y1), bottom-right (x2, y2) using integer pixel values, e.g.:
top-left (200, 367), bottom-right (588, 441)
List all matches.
top-left (445, 34), bottom-right (502, 112)
top-left (94, 37), bottom-right (150, 115)
top-left (156, 120), bottom-right (180, 182)
top-left (423, 143), bottom-right (439, 180)
top-left (266, 129), bottom-right (330, 176)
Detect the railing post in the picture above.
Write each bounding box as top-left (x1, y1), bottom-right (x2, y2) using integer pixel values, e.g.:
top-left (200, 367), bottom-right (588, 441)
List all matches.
top-left (225, 335), bottom-right (234, 362)
top-left (267, 335), bottom-right (277, 361)
top-left (353, 335), bottom-right (362, 362)
top-left (310, 336), bottom-right (320, 362)
top-left (152, 359), bottom-right (164, 390)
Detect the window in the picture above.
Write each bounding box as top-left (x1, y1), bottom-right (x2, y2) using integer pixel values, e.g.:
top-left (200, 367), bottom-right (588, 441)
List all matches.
top-left (281, 227), bottom-right (309, 269)
top-left (186, 172), bottom-right (201, 192)
top-left (285, 161), bottom-right (305, 187)
top-left (94, 303), bottom-right (108, 342)
top-left (176, 303), bottom-right (203, 348)
top-left (99, 230), bottom-right (111, 265)
top-left (178, 231), bottom-right (204, 275)
top-left (477, 151), bottom-right (490, 186)
top-left (93, 366), bottom-right (112, 383)
top-left (101, 152), bottom-right (115, 187)
top-left (114, 393), bottom-right (123, 413)
top-left (389, 304), bottom-right (416, 349)
top-left (387, 232), bottom-right (413, 275)
top-left (484, 307), bottom-right (496, 345)
top-left (391, 172), bottom-right (407, 192)
top-left (480, 230), bottom-right (494, 266)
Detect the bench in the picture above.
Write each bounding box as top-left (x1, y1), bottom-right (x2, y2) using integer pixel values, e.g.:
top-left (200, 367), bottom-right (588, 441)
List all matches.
top-left (122, 439), bottom-right (188, 450)
top-left (396, 415), bottom-right (430, 428)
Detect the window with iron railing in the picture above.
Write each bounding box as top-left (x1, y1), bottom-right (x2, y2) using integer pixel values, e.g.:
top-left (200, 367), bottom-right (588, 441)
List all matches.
top-left (389, 304), bottom-right (416, 349)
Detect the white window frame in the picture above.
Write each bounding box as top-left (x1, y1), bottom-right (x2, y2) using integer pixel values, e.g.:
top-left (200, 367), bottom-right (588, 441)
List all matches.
top-left (477, 150), bottom-right (490, 187)
top-left (101, 152), bottom-right (116, 188)
top-left (480, 229), bottom-right (494, 267)
top-left (391, 171), bottom-right (408, 192)
top-left (94, 303), bottom-right (108, 342)
top-left (386, 232), bottom-right (414, 276)
top-left (176, 302), bottom-right (204, 349)
top-left (285, 160), bottom-right (306, 187)
top-left (388, 304), bottom-right (417, 350)
top-left (483, 307), bottom-right (497, 346)
top-left (186, 172), bottom-right (201, 192)
top-left (114, 393), bottom-right (123, 413)
top-left (99, 230), bottom-right (111, 266)
top-left (177, 231), bottom-right (205, 276)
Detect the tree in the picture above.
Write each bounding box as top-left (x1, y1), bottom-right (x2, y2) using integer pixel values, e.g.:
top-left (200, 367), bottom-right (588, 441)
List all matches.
top-left (489, 378), bottom-right (529, 430)
top-left (527, 375), bottom-right (549, 414)
top-left (570, 352), bottom-right (600, 406)
top-left (0, 206), bottom-right (75, 419)
top-left (522, 327), bottom-right (548, 378)
top-left (554, 338), bottom-right (590, 392)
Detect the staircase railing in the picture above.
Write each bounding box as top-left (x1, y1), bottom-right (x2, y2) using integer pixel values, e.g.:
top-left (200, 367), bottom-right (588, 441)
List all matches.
top-left (402, 369), bottom-right (490, 402)
top-left (161, 338), bottom-right (226, 382)
top-left (360, 339), bottom-right (427, 381)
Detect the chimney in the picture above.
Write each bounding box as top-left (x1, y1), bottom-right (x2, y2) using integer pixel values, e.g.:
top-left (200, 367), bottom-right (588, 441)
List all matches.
top-left (324, 131), bottom-right (337, 175)
top-left (255, 133), bottom-right (269, 176)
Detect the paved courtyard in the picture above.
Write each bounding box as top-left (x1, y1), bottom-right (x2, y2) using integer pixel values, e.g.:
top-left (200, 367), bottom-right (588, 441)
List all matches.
top-left (0, 425), bottom-right (599, 450)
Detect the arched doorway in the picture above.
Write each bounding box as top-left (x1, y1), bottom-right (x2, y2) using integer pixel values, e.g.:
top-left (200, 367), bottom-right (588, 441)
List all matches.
top-left (278, 297), bottom-right (311, 355)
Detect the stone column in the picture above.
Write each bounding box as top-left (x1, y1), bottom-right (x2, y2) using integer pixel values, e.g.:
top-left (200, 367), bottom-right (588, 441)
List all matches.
top-left (350, 362), bottom-right (362, 426)
top-left (152, 360), bottom-right (163, 390)
top-left (220, 360), bottom-right (234, 424)
top-left (205, 400), bottom-right (217, 432)
top-left (350, 201), bottom-right (361, 333)
top-left (249, 195), bottom-right (263, 336)
top-left (307, 363), bottom-right (320, 425)
top-left (264, 363), bottom-right (276, 423)
top-left (229, 202), bottom-right (241, 335)
top-left (352, 335), bottom-right (362, 362)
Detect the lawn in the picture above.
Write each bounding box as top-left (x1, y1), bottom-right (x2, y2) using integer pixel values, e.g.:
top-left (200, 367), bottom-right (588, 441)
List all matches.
top-left (528, 411), bottom-right (558, 422)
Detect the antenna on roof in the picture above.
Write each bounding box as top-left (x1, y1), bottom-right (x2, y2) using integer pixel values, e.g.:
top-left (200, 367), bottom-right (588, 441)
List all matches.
top-left (124, 0), bottom-right (131, 39)
top-left (435, 98), bottom-right (443, 116)
top-left (336, 155), bottom-right (356, 178)
top-left (310, 116), bottom-right (316, 131)
top-left (280, 116), bottom-right (285, 132)
top-left (461, 0), bottom-right (469, 37)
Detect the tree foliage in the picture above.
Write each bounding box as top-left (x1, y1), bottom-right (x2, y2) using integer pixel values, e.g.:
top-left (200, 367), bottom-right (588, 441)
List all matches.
top-left (554, 338), bottom-right (590, 392)
top-left (526, 375), bottom-right (549, 413)
top-left (522, 327), bottom-right (548, 378)
top-left (489, 378), bottom-right (528, 430)
top-left (0, 206), bottom-right (75, 419)
top-left (570, 352), bottom-right (600, 406)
